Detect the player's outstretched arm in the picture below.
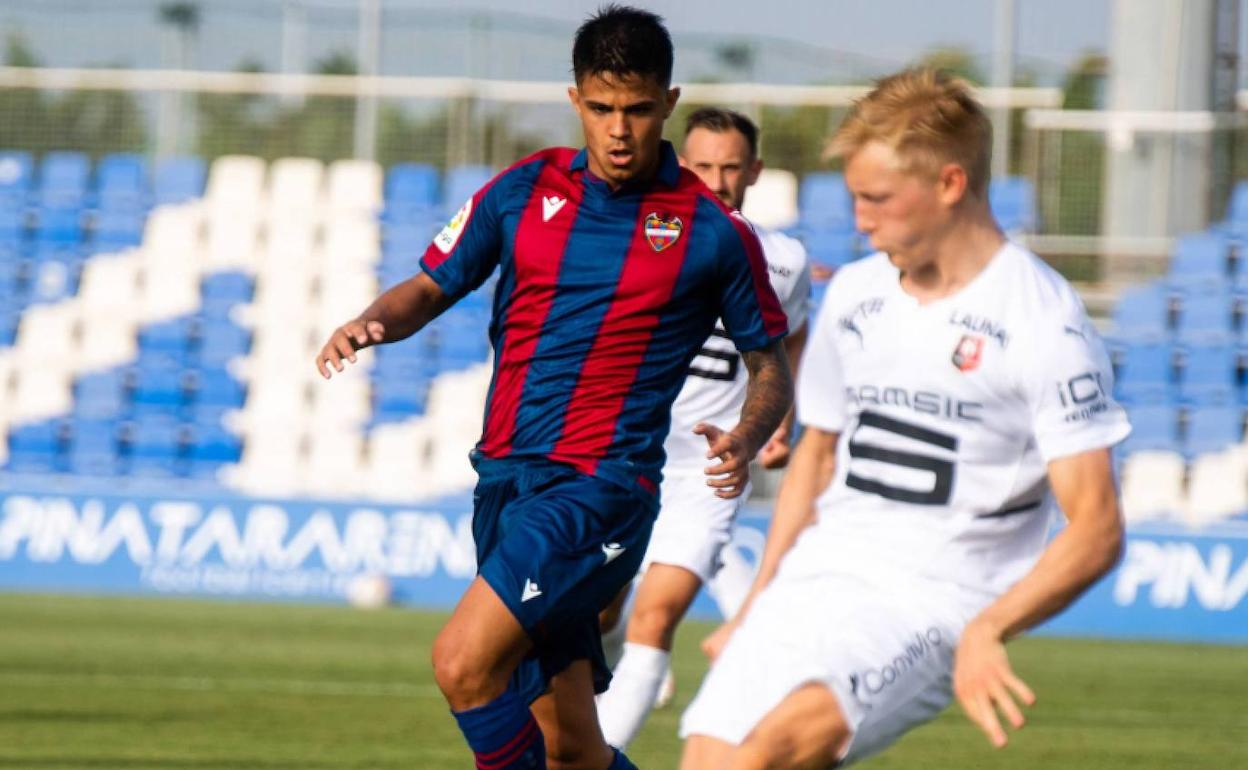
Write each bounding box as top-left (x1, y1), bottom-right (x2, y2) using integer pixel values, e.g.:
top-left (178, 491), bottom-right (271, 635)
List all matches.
top-left (702, 426), bottom-right (837, 661)
top-left (699, 340), bottom-right (792, 500)
top-left (315, 272), bottom-right (454, 379)
top-left (953, 447), bottom-right (1123, 749)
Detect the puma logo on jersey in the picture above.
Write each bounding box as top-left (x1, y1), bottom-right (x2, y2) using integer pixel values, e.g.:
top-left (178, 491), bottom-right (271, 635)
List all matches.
top-left (601, 543), bottom-right (626, 564)
top-left (542, 195), bottom-right (567, 222)
top-left (521, 579), bottom-right (543, 602)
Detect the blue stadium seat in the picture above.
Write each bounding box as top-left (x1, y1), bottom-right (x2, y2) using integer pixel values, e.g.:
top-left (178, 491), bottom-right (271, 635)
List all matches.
top-left (1114, 341), bottom-right (1174, 404)
top-left (1111, 282), bottom-right (1170, 341)
top-left (0, 150), bottom-right (34, 209)
top-left (74, 371), bottom-right (128, 420)
top-left (128, 366), bottom-right (188, 416)
top-left (386, 163), bottom-right (440, 212)
top-left (67, 419), bottom-right (121, 476)
top-left (6, 421), bottom-right (69, 473)
top-left (1168, 233), bottom-right (1229, 288)
top-left (185, 369), bottom-right (246, 408)
top-left (373, 378), bottom-right (428, 418)
top-left (27, 259), bottom-right (77, 304)
top-left (154, 156), bottom-right (206, 205)
top-left (139, 318), bottom-right (195, 357)
top-left (442, 165), bottom-right (493, 215)
top-left (0, 207), bottom-right (25, 246)
top-left (35, 206), bottom-right (83, 245)
top-left (195, 321), bottom-right (251, 367)
top-left (187, 424), bottom-right (242, 480)
top-left (201, 271), bottom-right (253, 304)
top-left (38, 151), bottom-right (90, 209)
top-left (1175, 288), bottom-right (1235, 343)
top-left (1227, 180), bottom-right (1248, 225)
top-left (799, 173), bottom-right (855, 233)
top-left (97, 153), bottom-right (148, 212)
top-left (0, 309), bottom-right (17, 347)
top-left (121, 416), bottom-right (186, 477)
top-left (989, 177), bottom-right (1035, 233)
top-left (1184, 405), bottom-right (1244, 458)
top-left (1119, 404), bottom-right (1179, 456)
top-left (1177, 343), bottom-right (1237, 405)
top-left (92, 210), bottom-right (145, 250)
top-left (799, 229), bottom-right (859, 268)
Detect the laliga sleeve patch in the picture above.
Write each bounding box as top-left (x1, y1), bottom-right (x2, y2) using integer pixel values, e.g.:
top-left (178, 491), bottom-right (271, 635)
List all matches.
top-left (433, 197), bottom-right (473, 254)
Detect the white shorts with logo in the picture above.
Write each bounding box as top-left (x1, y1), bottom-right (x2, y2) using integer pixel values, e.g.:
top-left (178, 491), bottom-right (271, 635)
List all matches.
top-left (680, 570), bottom-right (975, 766)
top-left (641, 471), bottom-right (748, 583)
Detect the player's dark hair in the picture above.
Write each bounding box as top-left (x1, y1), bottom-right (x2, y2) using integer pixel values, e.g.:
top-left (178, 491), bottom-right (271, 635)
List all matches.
top-left (685, 107), bottom-right (760, 158)
top-left (572, 4), bottom-right (674, 88)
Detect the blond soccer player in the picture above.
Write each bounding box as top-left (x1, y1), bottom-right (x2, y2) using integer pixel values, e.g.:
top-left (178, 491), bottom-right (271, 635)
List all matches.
top-left (679, 68), bottom-right (1131, 769)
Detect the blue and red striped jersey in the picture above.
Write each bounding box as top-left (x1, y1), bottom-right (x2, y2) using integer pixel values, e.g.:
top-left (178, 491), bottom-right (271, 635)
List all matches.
top-left (419, 141), bottom-right (787, 494)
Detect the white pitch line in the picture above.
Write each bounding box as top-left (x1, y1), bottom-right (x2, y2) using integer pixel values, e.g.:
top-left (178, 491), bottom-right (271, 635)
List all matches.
top-left (0, 671), bottom-right (445, 699)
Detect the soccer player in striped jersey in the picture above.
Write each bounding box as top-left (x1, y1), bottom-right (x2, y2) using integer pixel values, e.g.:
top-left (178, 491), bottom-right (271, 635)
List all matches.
top-left (679, 69), bottom-right (1130, 769)
top-left (596, 107), bottom-right (811, 749)
top-left (315, 7), bottom-right (792, 770)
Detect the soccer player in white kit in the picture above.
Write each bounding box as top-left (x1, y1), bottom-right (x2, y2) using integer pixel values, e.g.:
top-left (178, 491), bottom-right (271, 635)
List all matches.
top-left (596, 108), bottom-right (811, 749)
top-left (679, 69), bottom-right (1131, 769)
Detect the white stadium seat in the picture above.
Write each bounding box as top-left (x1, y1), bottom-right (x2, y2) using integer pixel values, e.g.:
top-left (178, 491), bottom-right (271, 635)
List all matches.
top-left (1120, 450), bottom-right (1186, 522)
top-left (78, 253), bottom-right (142, 320)
top-left (77, 317), bottom-right (137, 372)
top-left (11, 368), bottom-right (74, 423)
top-left (326, 159), bottom-right (383, 216)
top-left (742, 168), bottom-right (800, 230)
top-left (267, 157), bottom-right (325, 216)
top-left (1184, 449), bottom-right (1248, 524)
top-left (206, 155), bottom-right (267, 211)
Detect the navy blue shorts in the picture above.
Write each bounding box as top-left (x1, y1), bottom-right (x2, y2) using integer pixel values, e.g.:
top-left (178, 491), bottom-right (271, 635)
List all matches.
top-left (471, 456), bottom-right (658, 705)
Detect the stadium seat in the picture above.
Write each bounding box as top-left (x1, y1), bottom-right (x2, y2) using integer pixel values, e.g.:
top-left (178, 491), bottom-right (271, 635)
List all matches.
top-left (153, 156), bottom-right (206, 206)
top-left (1120, 450), bottom-right (1185, 522)
top-left (1110, 281), bottom-right (1171, 341)
top-left (185, 368), bottom-right (246, 409)
top-left (5, 420), bottom-right (69, 473)
top-left (442, 165), bottom-right (493, 215)
top-left (122, 416), bottom-right (185, 477)
top-left (1174, 288), bottom-right (1234, 342)
top-left (1184, 448), bottom-right (1248, 523)
top-left (1113, 341), bottom-right (1174, 403)
top-left (35, 206), bottom-right (83, 245)
top-left (1168, 233), bottom-right (1229, 288)
top-left (741, 169), bottom-right (799, 230)
top-left (78, 319), bottom-right (138, 372)
top-left (206, 155), bottom-right (266, 211)
top-left (989, 176), bottom-right (1035, 233)
top-left (97, 153), bottom-right (149, 212)
top-left (74, 371), bottom-right (128, 420)
top-left (67, 418), bottom-right (121, 477)
top-left (187, 423), bottom-right (243, 479)
top-left (799, 229), bottom-right (860, 268)
top-left (0, 150), bottom-right (34, 209)
top-left (1176, 342), bottom-right (1237, 404)
top-left (38, 151), bottom-right (90, 209)
top-left (798, 172), bottom-right (855, 233)
top-left (268, 157), bottom-right (325, 216)
top-left (1184, 405), bottom-right (1244, 458)
top-left (0, 206), bottom-right (26, 246)
top-left (327, 159), bottom-right (383, 216)
top-left (1119, 404), bottom-right (1179, 456)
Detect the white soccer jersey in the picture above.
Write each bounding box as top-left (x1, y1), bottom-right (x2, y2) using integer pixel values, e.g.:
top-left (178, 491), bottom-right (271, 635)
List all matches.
top-left (785, 243), bottom-right (1131, 597)
top-left (664, 227), bottom-right (811, 473)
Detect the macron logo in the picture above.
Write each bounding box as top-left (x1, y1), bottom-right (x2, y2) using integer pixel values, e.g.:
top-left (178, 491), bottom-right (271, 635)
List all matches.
top-left (542, 195), bottom-right (567, 222)
top-left (521, 579), bottom-right (543, 603)
top-left (601, 543), bottom-right (625, 565)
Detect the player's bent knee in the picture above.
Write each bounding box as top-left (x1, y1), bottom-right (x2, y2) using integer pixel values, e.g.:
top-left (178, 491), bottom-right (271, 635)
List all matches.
top-left (431, 635), bottom-right (501, 708)
top-left (736, 684), bottom-right (851, 770)
top-left (627, 601), bottom-right (686, 647)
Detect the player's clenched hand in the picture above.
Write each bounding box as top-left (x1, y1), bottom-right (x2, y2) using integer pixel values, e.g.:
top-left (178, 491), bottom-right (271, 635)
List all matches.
top-left (953, 619), bottom-right (1035, 749)
top-left (694, 422), bottom-right (750, 500)
top-left (700, 617), bottom-right (739, 662)
top-left (315, 319), bottom-right (385, 379)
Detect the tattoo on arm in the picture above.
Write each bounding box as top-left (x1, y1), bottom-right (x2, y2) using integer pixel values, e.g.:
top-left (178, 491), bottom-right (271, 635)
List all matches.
top-left (737, 341), bottom-right (794, 456)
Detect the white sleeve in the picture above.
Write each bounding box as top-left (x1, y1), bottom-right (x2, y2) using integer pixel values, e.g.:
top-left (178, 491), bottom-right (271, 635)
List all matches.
top-left (1021, 311), bottom-right (1132, 462)
top-left (780, 253), bottom-right (812, 333)
top-left (796, 291), bottom-right (848, 433)
top-left (761, 232), bottom-right (812, 333)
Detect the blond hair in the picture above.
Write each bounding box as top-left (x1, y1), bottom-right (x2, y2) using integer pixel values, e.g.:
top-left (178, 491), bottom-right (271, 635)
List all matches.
top-left (829, 68), bottom-right (992, 197)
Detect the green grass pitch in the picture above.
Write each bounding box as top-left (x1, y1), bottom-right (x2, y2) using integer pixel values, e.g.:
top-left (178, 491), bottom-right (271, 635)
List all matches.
top-left (0, 593), bottom-right (1244, 769)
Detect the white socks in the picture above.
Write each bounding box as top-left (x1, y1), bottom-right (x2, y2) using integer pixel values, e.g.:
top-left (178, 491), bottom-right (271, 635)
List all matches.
top-left (597, 642), bottom-right (671, 749)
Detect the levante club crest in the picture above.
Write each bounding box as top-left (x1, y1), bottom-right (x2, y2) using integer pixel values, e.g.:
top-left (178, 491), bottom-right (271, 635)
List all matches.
top-left (644, 212), bottom-right (683, 252)
top-left (951, 334), bottom-right (984, 372)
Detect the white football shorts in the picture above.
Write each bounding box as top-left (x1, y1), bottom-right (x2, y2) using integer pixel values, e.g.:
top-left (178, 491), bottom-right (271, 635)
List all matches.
top-left (641, 471), bottom-right (748, 583)
top-left (680, 570), bottom-right (975, 766)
